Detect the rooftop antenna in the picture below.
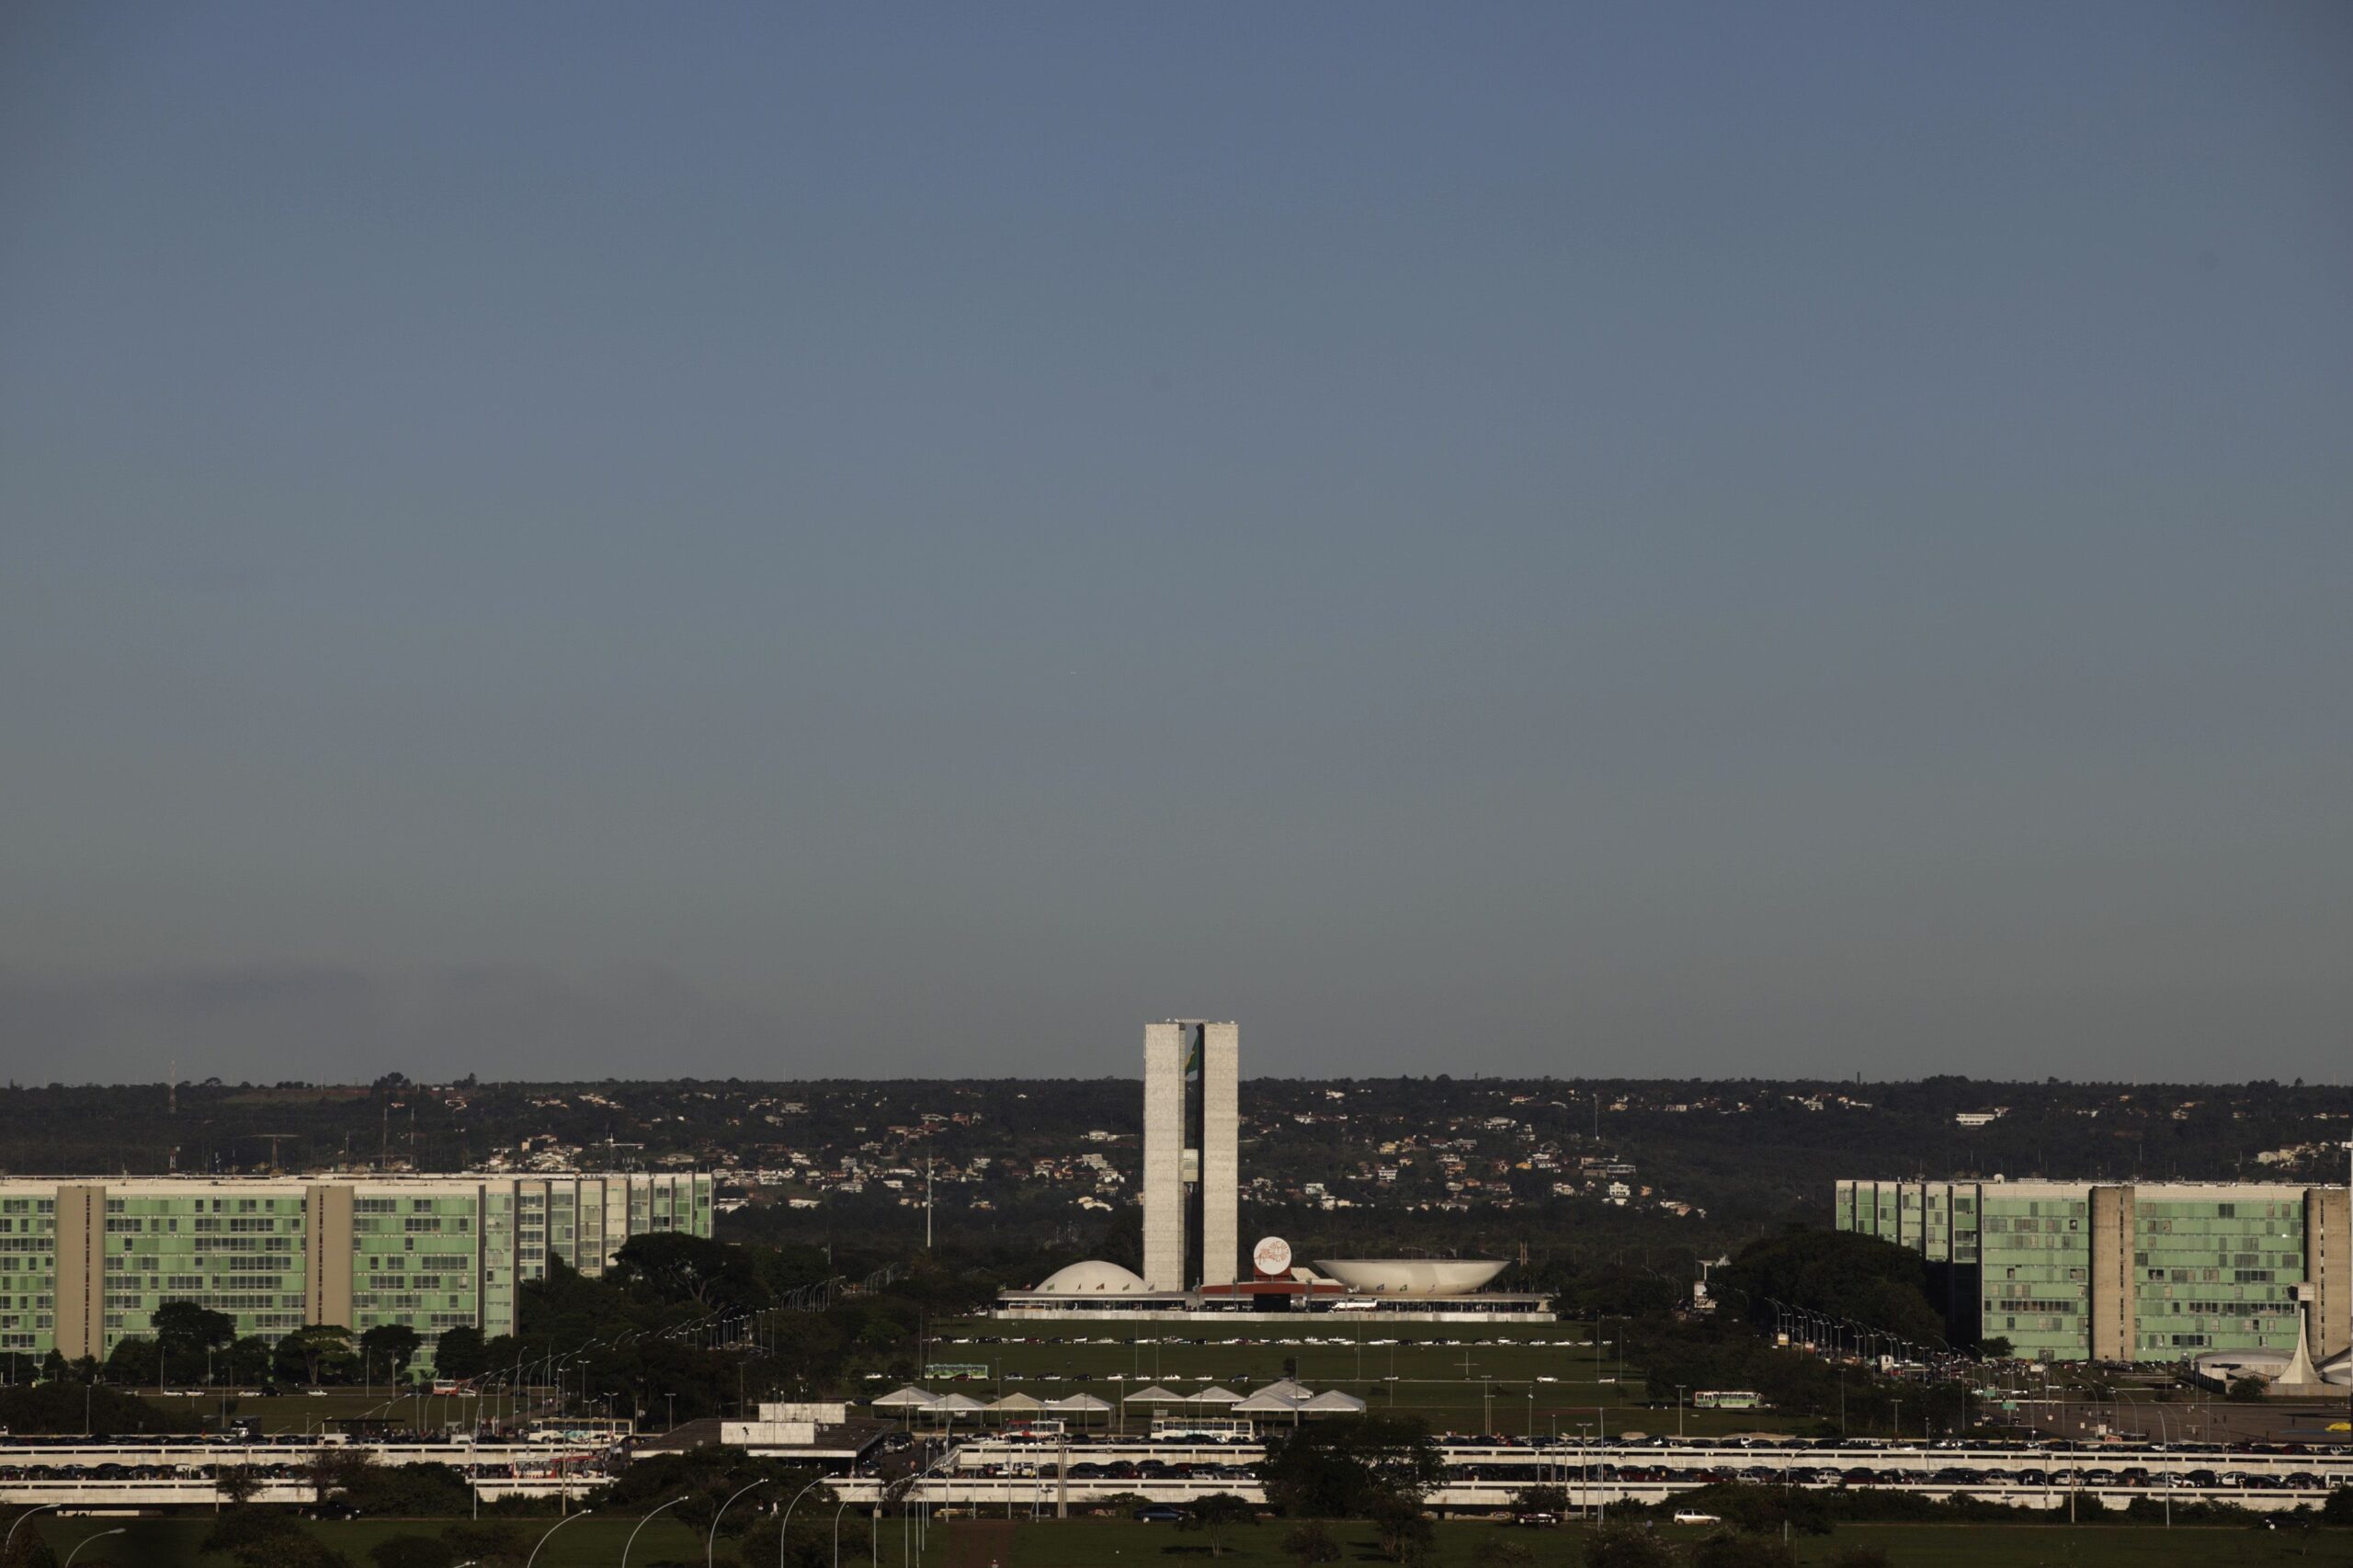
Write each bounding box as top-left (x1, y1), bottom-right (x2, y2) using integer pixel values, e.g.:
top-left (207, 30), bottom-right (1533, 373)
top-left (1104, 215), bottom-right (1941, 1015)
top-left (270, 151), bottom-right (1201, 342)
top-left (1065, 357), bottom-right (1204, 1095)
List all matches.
top-left (255, 1133), bottom-right (299, 1173)
top-left (168, 1058), bottom-right (176, 1117)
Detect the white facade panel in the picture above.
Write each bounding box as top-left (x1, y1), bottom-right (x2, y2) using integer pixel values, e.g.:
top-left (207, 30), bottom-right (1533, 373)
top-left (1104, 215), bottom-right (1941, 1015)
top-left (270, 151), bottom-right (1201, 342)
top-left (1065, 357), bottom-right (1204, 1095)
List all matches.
top-left (1199, 1021), bottom-right (1240, 1288)
top-left (1142, 1022), bottom-right (1187, 1290)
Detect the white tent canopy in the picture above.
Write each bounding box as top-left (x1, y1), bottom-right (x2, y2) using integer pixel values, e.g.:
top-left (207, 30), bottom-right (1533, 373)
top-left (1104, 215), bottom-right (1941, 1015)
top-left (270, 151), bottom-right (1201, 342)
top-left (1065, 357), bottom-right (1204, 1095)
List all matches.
top-left (1233, 1390), bottom-right (1306, 1414)
top-left (1301, 1390), bottom-right (1368, 1413)
top-left (1190, 1385), bottom-right (1243, 1405)
top-left (989, 1392), bottom-right (1044, 1413)
top-left (931, 1393), bottom-right (987, 1415)
top-left (872, 1386), bottom-right (941, 1409)
top-left (1121, 1384), bottom-right (1187, 1404)
top-left (1250, 1379), bottom-right (1313, 1400)
top-left (1043, 1393), bottom-right (1114, 1414)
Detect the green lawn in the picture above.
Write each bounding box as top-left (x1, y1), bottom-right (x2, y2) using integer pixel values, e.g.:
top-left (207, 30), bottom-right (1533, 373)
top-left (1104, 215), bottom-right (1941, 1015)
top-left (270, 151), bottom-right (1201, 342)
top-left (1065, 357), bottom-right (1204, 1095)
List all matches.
top-left (17, 1513), bottom-right (708, 1567)
top-left (922, 1318), bottom-right (1790, 1439)
top-left (924, 1517), bottom-right (2353, 1567)
top-left (139, 1386), bottom-right (528, 1436)
top-left (19, 1512), bottom-right (2352, 1567)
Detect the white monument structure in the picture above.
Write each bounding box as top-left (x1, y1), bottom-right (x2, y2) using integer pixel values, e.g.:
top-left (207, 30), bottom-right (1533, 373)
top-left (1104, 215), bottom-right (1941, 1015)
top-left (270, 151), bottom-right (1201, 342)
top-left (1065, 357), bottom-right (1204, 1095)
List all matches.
top-left (1142, 1019), bottom-right (1240, 1291)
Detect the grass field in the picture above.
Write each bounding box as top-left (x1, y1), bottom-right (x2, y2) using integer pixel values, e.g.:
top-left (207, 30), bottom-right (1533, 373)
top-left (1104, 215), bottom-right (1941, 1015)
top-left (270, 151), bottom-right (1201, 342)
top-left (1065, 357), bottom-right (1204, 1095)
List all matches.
top-left (139, 1318), bottom-right (1774, 1442)
top-left (922, 1317), bottom-right (1791, 1439)
top-left (919, 1517), bottom-right (2353, 1567)
top-left (139, 1386), bottom-right (536, 1436)
top-left (19, 1509), bottom-right (2353, 1567)
top-left (14, 1513), bottom-right (707, 1567)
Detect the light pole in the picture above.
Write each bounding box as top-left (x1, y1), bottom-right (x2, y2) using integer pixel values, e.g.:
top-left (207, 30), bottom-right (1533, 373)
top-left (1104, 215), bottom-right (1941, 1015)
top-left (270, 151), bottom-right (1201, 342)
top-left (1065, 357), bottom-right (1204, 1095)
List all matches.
top-left (833, 1494), bottom-right (853, 1566)
top-left (524, 1507), bottom-right (590, 1568)
top-left (64, 1530), bottom-right (127, 1567)
top-left (779, 1475), bottom-right (827, 1566)
top-left (2120, 1392), bottom-right (2170, 1528)
top-left (622, 1494), bottom-right (692, 1568)
top-left (1575, 1422), bottom-right (1591, 1521)
top-left (1596, 1405), bottom-right (1608, 1525)
top-left (5, 1502), bottom-right (63, 1556)
top-left (710, 1479), bottom-right (771, 1568)
top-left (1675, 1385), bottom-right (1685, 1440)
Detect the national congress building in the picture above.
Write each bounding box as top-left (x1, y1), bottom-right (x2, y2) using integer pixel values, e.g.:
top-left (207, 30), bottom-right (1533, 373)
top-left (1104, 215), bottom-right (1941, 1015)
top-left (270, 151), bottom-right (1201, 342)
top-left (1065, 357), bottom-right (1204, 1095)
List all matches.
top-left (0, 1172), bottom-right (711, 1369)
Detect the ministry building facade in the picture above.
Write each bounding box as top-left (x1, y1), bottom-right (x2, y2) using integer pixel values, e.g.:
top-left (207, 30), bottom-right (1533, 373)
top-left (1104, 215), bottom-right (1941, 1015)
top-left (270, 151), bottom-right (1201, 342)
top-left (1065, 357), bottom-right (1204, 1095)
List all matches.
top-left (1838, 1177), bottom-right (2348, 1366)
top-left (0, 1171), bottom-right (711, 1369)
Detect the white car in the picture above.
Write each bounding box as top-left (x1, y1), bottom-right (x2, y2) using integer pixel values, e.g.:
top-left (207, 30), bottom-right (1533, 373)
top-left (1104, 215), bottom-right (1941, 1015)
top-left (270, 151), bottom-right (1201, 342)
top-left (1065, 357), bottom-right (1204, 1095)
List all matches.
top-left (1673, 1512), bottom-right (1722, 1526)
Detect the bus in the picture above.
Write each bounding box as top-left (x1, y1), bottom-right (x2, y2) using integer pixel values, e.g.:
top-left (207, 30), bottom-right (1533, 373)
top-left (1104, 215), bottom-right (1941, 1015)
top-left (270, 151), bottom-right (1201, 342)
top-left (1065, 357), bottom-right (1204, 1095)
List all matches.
top-left (1691, 1391), bottom-right (1762, 1411)
top-left (1151, 1416), bottom-right (1256, 1443)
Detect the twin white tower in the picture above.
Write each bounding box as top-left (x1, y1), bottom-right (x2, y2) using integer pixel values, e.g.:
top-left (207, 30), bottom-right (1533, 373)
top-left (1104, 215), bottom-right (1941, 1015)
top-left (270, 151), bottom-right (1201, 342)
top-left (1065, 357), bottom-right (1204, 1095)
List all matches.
top-left (1142, 1019), bottom-right (1240, 1291)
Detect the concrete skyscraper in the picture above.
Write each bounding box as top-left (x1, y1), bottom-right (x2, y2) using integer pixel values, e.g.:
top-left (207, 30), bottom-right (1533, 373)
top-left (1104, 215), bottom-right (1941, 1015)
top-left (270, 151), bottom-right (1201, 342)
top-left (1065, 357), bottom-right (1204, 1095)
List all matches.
top-left (1142, 1020), bottom-right (1239, 1291)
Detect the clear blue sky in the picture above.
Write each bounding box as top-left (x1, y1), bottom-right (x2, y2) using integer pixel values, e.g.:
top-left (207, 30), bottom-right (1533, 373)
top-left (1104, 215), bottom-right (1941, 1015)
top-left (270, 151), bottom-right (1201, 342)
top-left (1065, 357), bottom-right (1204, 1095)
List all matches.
top-left (2, 3), bottom-right (2347, 1084)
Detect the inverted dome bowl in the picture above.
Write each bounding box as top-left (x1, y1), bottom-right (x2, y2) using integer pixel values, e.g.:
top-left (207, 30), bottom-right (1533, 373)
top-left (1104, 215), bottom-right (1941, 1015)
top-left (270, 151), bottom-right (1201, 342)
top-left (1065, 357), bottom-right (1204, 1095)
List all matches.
top-left (1312, 1258), bottom-right (1506, 1296)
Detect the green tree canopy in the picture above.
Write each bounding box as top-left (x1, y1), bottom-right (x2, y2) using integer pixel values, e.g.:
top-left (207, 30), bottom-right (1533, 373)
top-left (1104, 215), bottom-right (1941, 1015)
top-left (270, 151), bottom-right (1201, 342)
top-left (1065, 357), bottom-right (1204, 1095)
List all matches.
top-left (104, 1335), bottom-right (160, 1386)
top-left (428, 1325), bottom-right (487, 1381)
top-left (152, 1301), bottom-right (237, 1353)
top-left (358, 1324), bottom-right (422, 1380)
top-left (273, 1324), bottom-right (358, 1387)
top-left (1715, 1228), bottom-right (1946, 1346)
top-left (1258, 1415), bottom-right (1445, 1518)
top-left (1178, 1494), bottom-right (1255, 1559)
top-left (1367, 1489), bottom-right (1434, 1563)
top-left (611, 1232), bottom-right (767, 1310)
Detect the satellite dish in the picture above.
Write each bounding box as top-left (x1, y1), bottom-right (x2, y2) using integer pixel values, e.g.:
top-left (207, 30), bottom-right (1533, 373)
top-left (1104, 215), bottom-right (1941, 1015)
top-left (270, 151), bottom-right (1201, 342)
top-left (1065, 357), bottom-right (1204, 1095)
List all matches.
top-left (1252, 1235), bottom-right (1292, 1278)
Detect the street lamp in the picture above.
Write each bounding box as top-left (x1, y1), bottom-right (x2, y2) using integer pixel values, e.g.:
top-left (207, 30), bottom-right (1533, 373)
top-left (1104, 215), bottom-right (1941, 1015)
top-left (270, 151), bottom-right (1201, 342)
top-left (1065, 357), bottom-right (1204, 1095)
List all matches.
top-left (5, 1503), bottom-right (63, 1556)
top-left (64, 1530), bottom-right (127, 1567)
top-left (709, 1479), bottom-right (771, 1568)
top-left (779, 1474), bottom-right (828, 1566)
top-left (1574, 1422), bottom-right (1592, 1521)
top-left (776, 1469), bottom-right (833, 1553)
top-left (622, 1494), bottom-right (693, 1568)
top-left (524, 1508), bottom-right (590, 1568)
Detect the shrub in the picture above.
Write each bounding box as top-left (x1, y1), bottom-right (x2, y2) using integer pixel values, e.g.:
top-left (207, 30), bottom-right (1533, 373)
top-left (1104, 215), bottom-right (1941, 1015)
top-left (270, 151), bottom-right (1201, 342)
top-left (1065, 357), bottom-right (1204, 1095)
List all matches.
top-left (1583, 1522), bottom-right (1673, 1568)
top-left (1281, 1521), bottom-right (1343, 1566)
top-left (1688, 1532), bottom-right (1799, 1568)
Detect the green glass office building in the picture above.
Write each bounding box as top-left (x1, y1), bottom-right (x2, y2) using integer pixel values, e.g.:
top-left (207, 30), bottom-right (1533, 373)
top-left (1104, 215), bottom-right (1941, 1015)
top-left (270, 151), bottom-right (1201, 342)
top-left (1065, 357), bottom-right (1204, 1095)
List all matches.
top-left (0, 1172), bottom-right (712, 1370)
top-left (1837, 1179), bottom-right (2349, 1364)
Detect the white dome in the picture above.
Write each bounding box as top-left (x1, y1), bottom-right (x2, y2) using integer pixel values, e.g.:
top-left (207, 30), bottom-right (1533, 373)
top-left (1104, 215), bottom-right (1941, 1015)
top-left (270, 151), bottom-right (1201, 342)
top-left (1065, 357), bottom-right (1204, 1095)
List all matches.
top-left (1035, 1259), bottom-right (1150, 1294)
